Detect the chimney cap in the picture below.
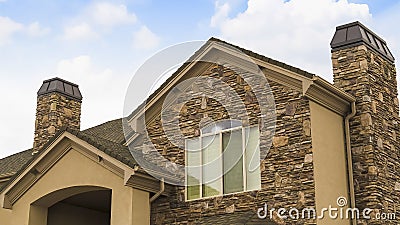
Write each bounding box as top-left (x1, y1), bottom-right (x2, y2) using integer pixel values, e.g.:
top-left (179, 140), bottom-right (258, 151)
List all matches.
top-left (37, 77), bottom-right (82, 101)
top-left (330, 21), bottom-right (394, 62)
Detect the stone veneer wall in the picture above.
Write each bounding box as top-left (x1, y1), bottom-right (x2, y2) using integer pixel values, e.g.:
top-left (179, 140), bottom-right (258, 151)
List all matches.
top-left (33, 93), bottom-right (81, 152)
top-left (147, 64), bottom-right (316, 224)
top-left (332, 45), bottom-right (400, 224)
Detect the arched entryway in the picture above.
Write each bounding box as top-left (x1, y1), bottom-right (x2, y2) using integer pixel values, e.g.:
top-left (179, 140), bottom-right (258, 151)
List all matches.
top-left (47, 189), bottom-right (111, 225)
top-left (29, 186), bottom-right (111, 225)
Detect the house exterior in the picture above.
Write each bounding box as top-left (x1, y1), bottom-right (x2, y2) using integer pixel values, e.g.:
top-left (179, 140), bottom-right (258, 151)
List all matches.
top-left (0, 21), bottom-right (398, 225)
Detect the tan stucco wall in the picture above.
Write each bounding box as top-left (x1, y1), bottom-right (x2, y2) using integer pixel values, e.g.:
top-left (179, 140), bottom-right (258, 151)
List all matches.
top-left (310, 101), bottom-right (350, 225)
top-left (0, 206), bottom-right (11, 223)
top-left (0, 146), bottom-right (150, 225)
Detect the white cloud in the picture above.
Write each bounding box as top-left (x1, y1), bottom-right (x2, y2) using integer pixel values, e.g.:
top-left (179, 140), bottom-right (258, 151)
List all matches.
top-left (90, 2), bottom-right (137, 27)
top-left (56, 55), bottom-right (113, 81)
top-left (57, 55), bottom-right (94, 77)
top-left (0, 18), bottom-right (50, 44)
top-left (211, 1), bottom-right (231, 28)
top-left (26, 21), bottom-right (50, 37)
top-left (63, 23), bottom-right (98, 41)
top-left (56, 55), bottom-right (129, 131)
top-left (133, 25), bottom-right (160, 49)
top-left (211, 0), bottom-right (372, 80)
top-left (0, 16), bottom-right (23, 46)
top-left (62, 2), bottom-right (138, 41)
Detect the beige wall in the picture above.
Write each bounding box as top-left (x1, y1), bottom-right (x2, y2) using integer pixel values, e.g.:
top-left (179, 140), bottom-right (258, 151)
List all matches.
top-left (0, 146), bottom-right (150, 225)
top-left (310, 101), bottom-right (350, 225)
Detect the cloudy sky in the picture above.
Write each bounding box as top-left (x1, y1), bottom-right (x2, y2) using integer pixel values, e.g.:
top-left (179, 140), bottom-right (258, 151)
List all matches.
top-left (1, 0), bottom-right (399, 158)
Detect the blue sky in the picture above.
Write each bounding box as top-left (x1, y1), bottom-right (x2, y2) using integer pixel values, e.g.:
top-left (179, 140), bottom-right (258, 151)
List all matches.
top-left (1, 0), bottom-right (400, 158)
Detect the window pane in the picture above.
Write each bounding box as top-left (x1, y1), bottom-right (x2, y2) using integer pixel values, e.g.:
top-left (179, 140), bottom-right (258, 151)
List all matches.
top-left (186, 138), bottom-right (201, 200)
top-left (223, 130), bottom-right (244, 194)
top-left (245, 126), bottom-right (261, 191)
top-left (202, 135), bottom-right (222, 197)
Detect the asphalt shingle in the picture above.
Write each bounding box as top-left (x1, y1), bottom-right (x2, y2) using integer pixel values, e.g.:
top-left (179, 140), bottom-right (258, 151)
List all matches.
top-left (0, 149), bottom-right (34, 176)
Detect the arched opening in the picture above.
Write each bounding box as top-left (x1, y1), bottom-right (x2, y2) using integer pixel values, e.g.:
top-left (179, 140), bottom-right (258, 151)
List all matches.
top-left (47, 190), bottom-right (111, 225)
top-left (29, 186), bottom-right (111, 225)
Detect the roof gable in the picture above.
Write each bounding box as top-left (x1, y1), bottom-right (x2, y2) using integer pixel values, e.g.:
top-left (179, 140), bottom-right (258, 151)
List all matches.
top-left (124, 38), bottom-right (356, 146)
top-left (125, 38), bottom-right (315, 122)
top-left (0, 119), bottom-right (132, 181)
top-left (0, 131), bottom-right (137, 209)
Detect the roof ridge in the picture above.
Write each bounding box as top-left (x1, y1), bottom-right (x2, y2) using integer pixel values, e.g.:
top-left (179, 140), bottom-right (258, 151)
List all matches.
top-left (82, 118), bottom-right (122, 132)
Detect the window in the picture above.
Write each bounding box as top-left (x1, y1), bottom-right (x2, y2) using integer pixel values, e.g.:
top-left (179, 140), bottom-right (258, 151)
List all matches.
top-left (185, 120), bottom-right (261, 201)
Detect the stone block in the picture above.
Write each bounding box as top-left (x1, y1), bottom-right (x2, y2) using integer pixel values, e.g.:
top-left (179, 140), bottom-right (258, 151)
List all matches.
top-left (378, 92), bottom-right (384, 102)
top-left (304, 153), bottom-right (313, 163)
top-left (275, 173), bottom-right (282, 188)
top-left (285, 102), bottom-right (297, 116)
top-left (225, 204), bottom-right (235, 213)
top-left (48, 125), bottom-right (56, 135)
top-left (395, 182), bottom-right (400, 191)
top-left (362, 95), bottom-right (371, 102)
top-left (272, 136), bottom-right (288, 147)
top-left (377, 137), bottom-right (383, 149)
top-left (360, 59), bottom-right (368, 71)
top-left (394, 97), bottom-right (399, 107)
top-left (360, 113), bottom-right (372, 127)
top-left (371, 101), bottom-right (377, 114)
top-left (303, 119), bottom-right (311, 136)
top-left (368, 166), bottom-right (378, 176)
top-left (50, 102), bottom-right (57, 111)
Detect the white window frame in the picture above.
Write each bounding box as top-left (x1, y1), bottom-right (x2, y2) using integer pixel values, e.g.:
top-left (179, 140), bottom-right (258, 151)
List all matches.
top-left (185, 121), bottom-right (260, 201)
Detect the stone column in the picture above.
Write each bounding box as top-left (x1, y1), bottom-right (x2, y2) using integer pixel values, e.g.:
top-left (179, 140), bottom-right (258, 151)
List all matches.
top-left (33, 78), bottom-right (82, 153)
top-left (331, 22), bottom-right (399, 224)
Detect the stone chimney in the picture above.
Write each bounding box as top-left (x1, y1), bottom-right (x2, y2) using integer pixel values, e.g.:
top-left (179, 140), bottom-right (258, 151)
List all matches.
top-left (33, 78), bottom-right (82, 153)
top-left (331, 21), bottom-right (400, 223)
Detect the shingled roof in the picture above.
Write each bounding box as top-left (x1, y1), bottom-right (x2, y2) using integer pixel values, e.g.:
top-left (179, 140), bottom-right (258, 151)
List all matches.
top-left (82, 118), bottom-right (126, 145)
top-left (0, 149), bottom-right (34, 177)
